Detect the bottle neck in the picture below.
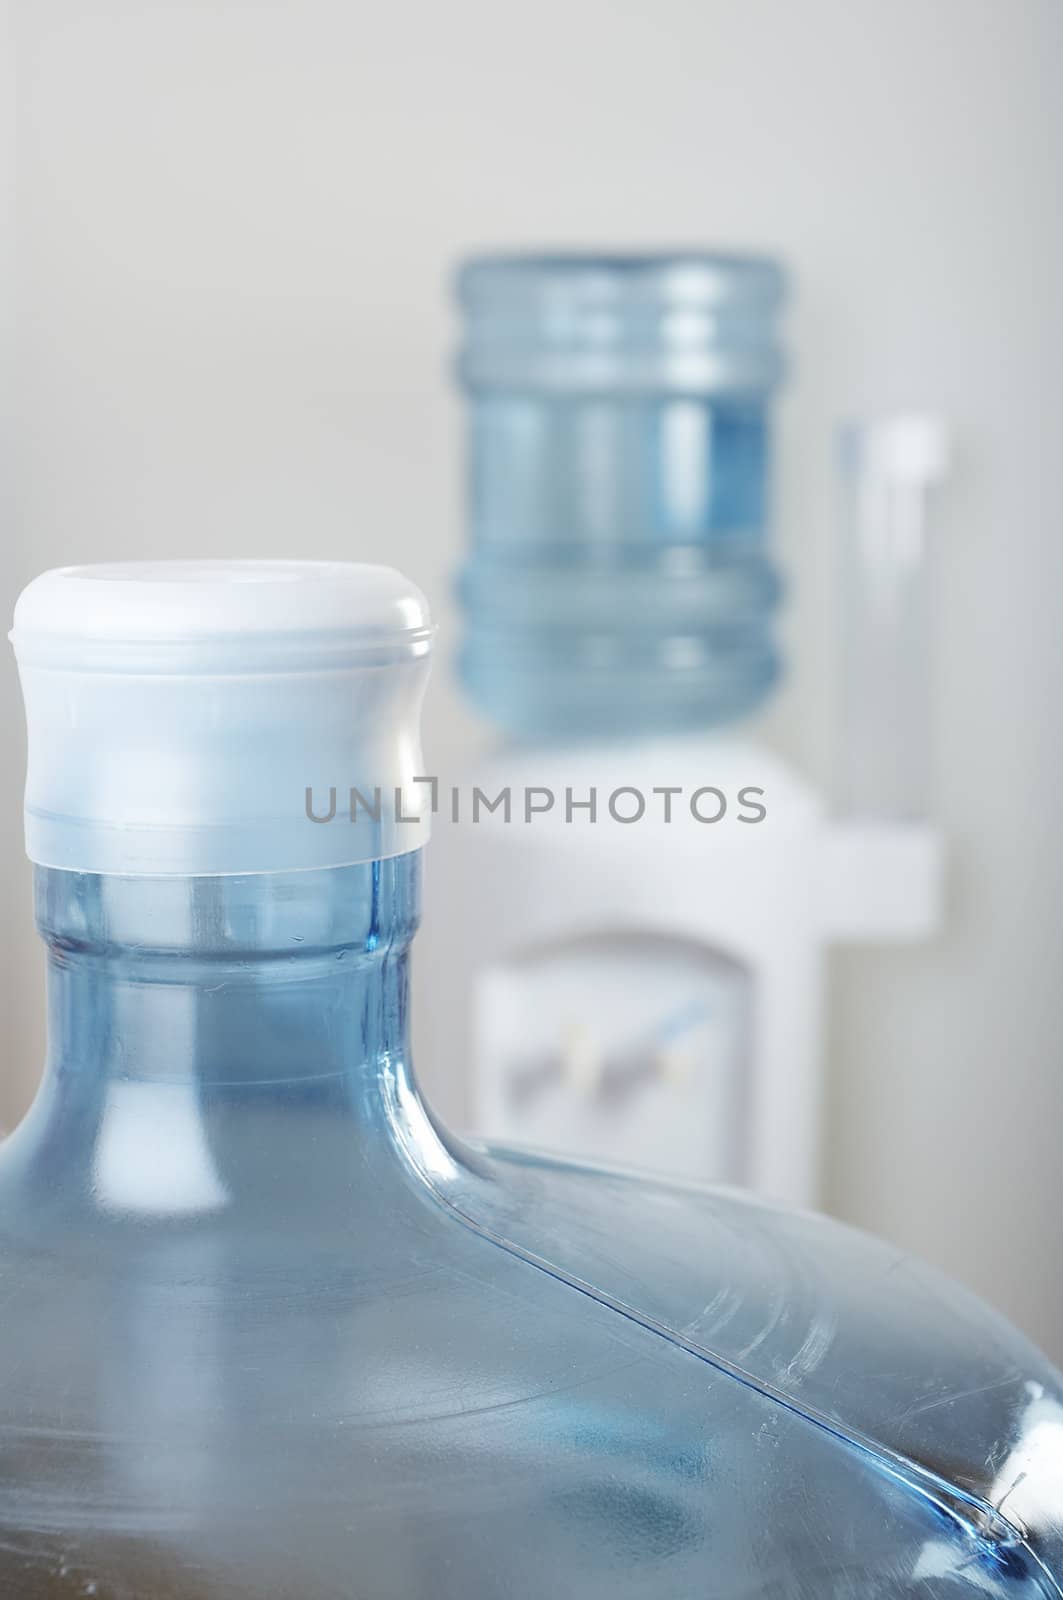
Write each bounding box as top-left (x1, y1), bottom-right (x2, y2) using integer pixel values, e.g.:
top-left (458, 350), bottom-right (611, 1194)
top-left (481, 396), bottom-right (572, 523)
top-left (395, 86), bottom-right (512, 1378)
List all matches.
top-left (38, 856), bottom-right (419, 1083)
top-left (17, 857), bottom-right (426, 1221)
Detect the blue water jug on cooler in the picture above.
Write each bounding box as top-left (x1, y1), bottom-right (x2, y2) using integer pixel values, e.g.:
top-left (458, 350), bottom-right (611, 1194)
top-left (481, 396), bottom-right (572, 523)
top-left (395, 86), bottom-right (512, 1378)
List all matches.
top-left (456, 253), bottom-right (786, 736)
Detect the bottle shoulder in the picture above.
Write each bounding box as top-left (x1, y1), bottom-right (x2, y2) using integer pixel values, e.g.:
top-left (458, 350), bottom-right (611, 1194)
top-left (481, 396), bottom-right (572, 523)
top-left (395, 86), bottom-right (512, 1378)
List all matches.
top-left (427, 1135), bottom-right (1063, 1587)
top-left (0, 1107), bottom-right (1060, 1596)
top-left (0, 1166), bottom-right (1055, 1600)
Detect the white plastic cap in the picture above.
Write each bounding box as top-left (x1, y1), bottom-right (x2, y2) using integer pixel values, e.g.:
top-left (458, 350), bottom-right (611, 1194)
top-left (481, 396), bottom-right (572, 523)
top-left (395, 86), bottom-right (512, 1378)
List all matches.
top-left (10, 561), bottom-right (434, 876)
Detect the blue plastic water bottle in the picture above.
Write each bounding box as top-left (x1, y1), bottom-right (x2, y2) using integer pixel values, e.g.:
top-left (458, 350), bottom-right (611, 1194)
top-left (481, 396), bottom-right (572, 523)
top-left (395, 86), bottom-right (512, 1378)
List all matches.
top-left (0, 561), bottom-right (1060, 1597)
top-left (456, 253), bottom-right (787, 736)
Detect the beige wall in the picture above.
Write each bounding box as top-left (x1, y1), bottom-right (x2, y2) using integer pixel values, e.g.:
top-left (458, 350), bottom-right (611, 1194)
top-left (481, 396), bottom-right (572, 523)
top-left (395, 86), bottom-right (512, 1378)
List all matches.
top-left (3, 0), bottom-right (1062, 1356)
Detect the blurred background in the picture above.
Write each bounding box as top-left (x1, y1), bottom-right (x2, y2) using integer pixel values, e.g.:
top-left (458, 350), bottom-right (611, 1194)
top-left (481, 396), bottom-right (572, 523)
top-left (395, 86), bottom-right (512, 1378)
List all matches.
top-left (2, 0), bottom-right (1061, 1358)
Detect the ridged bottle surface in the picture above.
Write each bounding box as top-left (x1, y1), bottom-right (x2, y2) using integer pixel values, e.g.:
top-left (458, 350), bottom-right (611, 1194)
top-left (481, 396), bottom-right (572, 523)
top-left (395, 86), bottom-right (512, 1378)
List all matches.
top-left (456, 253), bottom-right (786, 736)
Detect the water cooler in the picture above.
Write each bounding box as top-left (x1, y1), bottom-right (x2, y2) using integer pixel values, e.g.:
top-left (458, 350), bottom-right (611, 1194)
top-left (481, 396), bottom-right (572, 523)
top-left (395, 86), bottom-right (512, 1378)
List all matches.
top-left (418, 254), bottom-right (946, 1208)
